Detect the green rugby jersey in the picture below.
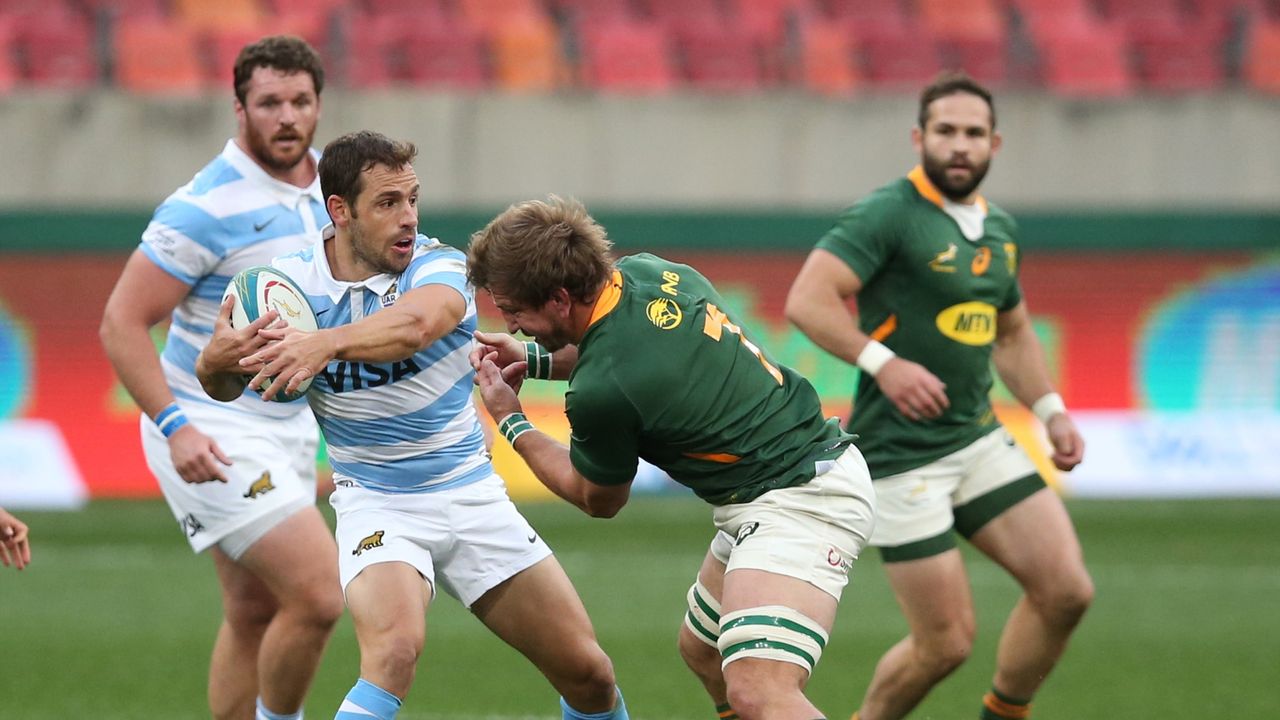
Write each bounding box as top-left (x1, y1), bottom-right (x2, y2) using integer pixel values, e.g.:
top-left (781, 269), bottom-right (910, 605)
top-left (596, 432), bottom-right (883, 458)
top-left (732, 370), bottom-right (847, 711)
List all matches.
top-left (816, 167), bottom-right (1023, 479)
top-left (566, 253), bottom-right (853, 505)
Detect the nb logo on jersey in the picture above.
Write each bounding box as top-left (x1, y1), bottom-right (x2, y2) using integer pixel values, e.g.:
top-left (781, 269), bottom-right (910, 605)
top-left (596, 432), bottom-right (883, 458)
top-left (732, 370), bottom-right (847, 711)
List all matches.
top-left (321, 358), bottom-right (422, 393)
top-left (646, 298), bottom-right (683, 330)
top-left (243, 472), bottom-right (275, 499)
top-left (353, 530), bottom-right (385, 556)
top-left (935, 302), bottom-right (997, 346)
top-left (180, 513), bottom-right (204, 537)
top-left (929, 243), bottom-right (958, 273)
top-left (735, 522), bottom-right (760, 546)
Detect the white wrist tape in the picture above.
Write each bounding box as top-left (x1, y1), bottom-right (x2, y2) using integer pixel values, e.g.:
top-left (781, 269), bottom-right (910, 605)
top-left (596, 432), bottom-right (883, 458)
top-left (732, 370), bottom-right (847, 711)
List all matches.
top-left (1031, 392), bottom-right (1067, 425)
top-left (855, 340), bottom-right (896, 377)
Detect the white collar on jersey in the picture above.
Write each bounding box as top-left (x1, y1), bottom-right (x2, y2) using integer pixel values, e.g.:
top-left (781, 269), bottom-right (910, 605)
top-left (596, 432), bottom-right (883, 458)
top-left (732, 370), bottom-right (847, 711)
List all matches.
top-left (312, 224), bottom-right (401, 302)
top-left (221, 139), bottom-right (323, 209)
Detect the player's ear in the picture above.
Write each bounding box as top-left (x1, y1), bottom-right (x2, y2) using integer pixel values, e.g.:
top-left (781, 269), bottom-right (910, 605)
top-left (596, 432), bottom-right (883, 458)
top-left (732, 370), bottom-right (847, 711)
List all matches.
top-left (990, 131), bottom-right (1002, 155)
top-left (327, 195), bottom-right (350, 227)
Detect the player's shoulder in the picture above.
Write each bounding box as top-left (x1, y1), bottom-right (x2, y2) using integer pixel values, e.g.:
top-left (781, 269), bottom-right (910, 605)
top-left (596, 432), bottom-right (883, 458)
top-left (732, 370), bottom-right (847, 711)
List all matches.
top-left (411, 235), bottom-right (464, 262)
top-left (835, 177), bottom-right (917, 225)
top-left (983, 200), bottom-right (1018, 235)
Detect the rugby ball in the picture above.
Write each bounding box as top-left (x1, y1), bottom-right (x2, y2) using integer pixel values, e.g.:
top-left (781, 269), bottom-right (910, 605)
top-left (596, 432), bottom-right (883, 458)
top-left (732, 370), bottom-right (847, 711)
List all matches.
top-left (222, 265), bottom-right (318, 402)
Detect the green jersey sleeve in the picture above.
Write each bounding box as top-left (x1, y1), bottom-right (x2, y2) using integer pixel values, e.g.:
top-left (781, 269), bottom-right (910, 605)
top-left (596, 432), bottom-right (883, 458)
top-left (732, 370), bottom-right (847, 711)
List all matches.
top-left (565, 372), bottom-right (642, 486)
top-left (814, 192), bottom-right (901, 284)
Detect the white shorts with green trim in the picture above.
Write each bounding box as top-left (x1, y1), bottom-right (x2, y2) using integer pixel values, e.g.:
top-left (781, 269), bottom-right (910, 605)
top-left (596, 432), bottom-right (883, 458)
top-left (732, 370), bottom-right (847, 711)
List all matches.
top-left (708, 445), bottom-right (876, 602)
top-left (870, 428), bottom-right (1043, 556)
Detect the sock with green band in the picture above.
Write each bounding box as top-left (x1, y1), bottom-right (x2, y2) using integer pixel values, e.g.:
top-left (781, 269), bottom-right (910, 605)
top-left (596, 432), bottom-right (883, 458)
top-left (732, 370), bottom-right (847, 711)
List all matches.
top-left (715, 702), bottom-right (739, 719)
top-left (498, 412), bottom-right (535, 445)
top-left (524, 341), bottom-right (553, 379)
top-left (980, 687), bottom-right (1032, 720)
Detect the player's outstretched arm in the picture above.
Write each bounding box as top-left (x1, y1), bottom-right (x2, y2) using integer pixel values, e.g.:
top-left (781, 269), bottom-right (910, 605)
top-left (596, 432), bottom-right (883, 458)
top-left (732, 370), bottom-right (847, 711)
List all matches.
top-left (473, 330), bottom-right (578, 382)
top-left (474, 353), bottom-right (631, 517)
top-left (0, 506), bottom-right (31, 570)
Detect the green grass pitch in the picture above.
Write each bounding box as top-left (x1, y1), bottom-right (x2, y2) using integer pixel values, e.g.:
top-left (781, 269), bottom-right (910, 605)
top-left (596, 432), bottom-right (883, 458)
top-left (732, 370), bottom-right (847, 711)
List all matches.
top-left (2, 496), bottom-right (1277, 719)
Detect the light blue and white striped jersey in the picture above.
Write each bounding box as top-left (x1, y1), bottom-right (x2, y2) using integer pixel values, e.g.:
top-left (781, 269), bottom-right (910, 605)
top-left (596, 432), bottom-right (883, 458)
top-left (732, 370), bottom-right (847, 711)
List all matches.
top-left (272, 230), bottom-right (491, 494)
top-left (140, 139), bottom-right (327, 419)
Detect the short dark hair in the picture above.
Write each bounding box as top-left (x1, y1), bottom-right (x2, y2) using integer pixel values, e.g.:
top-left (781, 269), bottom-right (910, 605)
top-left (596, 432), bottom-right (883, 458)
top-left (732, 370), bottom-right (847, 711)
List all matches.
top-left (918, 71), bottom-right (995, 130)
top-left (233, 35), bottom-right (325, 105)
top-left (319, 131), bottom-right (418, 210)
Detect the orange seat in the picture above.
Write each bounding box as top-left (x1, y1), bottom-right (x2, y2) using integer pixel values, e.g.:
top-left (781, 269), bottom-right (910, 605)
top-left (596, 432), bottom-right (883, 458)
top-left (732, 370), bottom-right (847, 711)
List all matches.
top-left (794, 18), bottom-right (860, 95)
top-left (173, 0), bottom-right (263, 32)
top-left (114, 18), bottom-right (206, 94)
top-left (456, 0), bottom-right (549, 37)
top-left (918, 0), bottom-right (1004, 41)
top-left (491, 16), bottom-right (568, 91)
top-left (580, 20), bottom-right (675, 93)
top-left (80, 0), bottom-right (166, 20)
top-left (1244, 19), bottom-right (1280, 94)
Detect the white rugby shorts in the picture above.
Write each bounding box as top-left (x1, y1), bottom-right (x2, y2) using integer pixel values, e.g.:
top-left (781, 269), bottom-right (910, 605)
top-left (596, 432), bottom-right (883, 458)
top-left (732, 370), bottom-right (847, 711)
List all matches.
top-left (870, 427), bottom-right (1040, 549)
top-left (141, 401), bottom-right (319, 558)
top-left (330, 472), bottom-right (552, 608)
top-left (709, 445), bottom-right (877, 601)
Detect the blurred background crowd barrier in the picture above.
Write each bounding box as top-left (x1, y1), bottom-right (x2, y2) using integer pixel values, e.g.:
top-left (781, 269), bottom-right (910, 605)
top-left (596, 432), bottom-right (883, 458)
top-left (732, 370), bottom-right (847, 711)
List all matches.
top-left (0, 0), bottom-right (1277, 507)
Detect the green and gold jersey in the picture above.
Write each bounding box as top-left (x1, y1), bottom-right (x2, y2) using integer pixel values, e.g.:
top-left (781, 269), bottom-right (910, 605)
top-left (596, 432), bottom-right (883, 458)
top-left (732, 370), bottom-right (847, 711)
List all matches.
top-left (567, 253), bottom-right (853, 506)
top-left (816, 167), bottom-right (1023, 479)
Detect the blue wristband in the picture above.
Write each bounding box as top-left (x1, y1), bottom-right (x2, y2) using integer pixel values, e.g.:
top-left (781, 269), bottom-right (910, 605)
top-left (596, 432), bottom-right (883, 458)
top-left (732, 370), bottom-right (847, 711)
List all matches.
top-left (155, 403), bottom-right (189, 438)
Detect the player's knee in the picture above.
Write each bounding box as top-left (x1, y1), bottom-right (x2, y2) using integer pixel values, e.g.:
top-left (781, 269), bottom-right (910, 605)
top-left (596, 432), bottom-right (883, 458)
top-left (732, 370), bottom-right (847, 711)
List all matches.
top-left (223, 589), bottom-right (277, 634)
top-left (1039, 570), bottom-right (1095, 628)
top-left (286, 582), bottom-right (344, 630)
top-left (914, 622), bottom-right (975, 677)
top-left (678, 624), bottom-right (722, 679)
top-left (723, 669), bottom-right (803, 720)
top-left (363, 632), bottom-right (423, 678)
top-left (553, 642), bottom-right (618, 709)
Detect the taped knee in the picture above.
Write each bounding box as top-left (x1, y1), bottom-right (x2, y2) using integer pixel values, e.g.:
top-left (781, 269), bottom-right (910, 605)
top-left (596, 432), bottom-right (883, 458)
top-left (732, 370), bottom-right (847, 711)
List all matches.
top-left (716, 605), bottom-right (829, 675)
top-left (683, 581), bottom-right (722, 648)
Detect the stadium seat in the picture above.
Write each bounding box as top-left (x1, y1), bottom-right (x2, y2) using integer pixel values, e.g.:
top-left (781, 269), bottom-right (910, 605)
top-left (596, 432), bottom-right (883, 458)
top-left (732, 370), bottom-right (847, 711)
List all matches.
top-left (114, 18), bottom-right (205, 94)
top-left (173, 0), bottom-right (263, 32)
top-left (343, 12), bottom-right (410, 86)
top-left (917, 0), bottom-right (1004, 41)
top-left (0, 17), bottom-right (17, 93)
top-left (1133, 25), bottom-right (1225, 92)
top-left (490, 16), bottom-right (568, 91)
top-left (579, 20), bottom-right (675, 93)
top-left (857, 25), bottom-right (943, 89)
top-left (1010, 0), bottom-right (1099, 43)
top-left (15, 11), bottom-right (98, 88)
top-left (1037, 24), bottom-right (1134, 96)
top-left (456, 0), bottom-right (549, 37)
top-left (401, 20), bottom-right (488, 90)
top-left (1244, 18), bottom-right (1280, 93)
top-left (640, 0), bottom-right (724, 33)
top-left (673, 20), bottom-right (765, 91)
top-left (79, 0), bottom-right (166, 21)
top-left (825, 0), bottom-right (909, 35)
top-left (726, 0), bottom-right (816, 46)
top-left (552, 0), bottom-right (637, 25)
top-left (204, 16), bottom-right (331, 89)
top-left (793, 18), bottom-right (860, 95)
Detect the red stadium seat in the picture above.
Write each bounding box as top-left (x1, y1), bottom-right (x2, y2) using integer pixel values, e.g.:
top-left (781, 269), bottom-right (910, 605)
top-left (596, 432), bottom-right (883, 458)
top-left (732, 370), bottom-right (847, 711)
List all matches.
top-left (825, 0), bottom-right (909, 35)
top-left (640, 0), bottom-right (723, 34)
top-left (673, 20), bottom-right (765, 91)
top-left (0, 17), bottom-right (17, 93)
top-left (15, 11), bottom-right (98, 88)
top-left (114, 18), bottom-right (205, 94)
top-left (552, 0), bottom-right (637, 25)
top-left (204, 15), bottom-right (332, 89)
top-left (80, 0), bottom-right (166, 21)
top-left (1037, 24), bottom-right (1134, 96)
top-left (1133, 25), bottom-right (1225, 92)
top-left (343, 12), bottom-right (411, 86)
top-left (579, 20), bottom-right (675, 93)
top-left (856, 25), bottom-right (943, 89)
top-left (917, 0), bottom-right (1004, 41)
top-left (173, 0), bottom-right (263, 32)
top-left (401, 20), bottom-right (488, 90)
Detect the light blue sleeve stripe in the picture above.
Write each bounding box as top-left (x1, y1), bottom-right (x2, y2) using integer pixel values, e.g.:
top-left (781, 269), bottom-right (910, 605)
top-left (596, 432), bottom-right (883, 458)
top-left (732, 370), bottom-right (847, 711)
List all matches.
top-left (140, 243), bottom-right (199, 286)
top-left (151, 198), bottom-right (225, 255)
top-left (414, 270), bottom-right (468, 294)
top-left (318, 376), bottom-right (475, 447)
